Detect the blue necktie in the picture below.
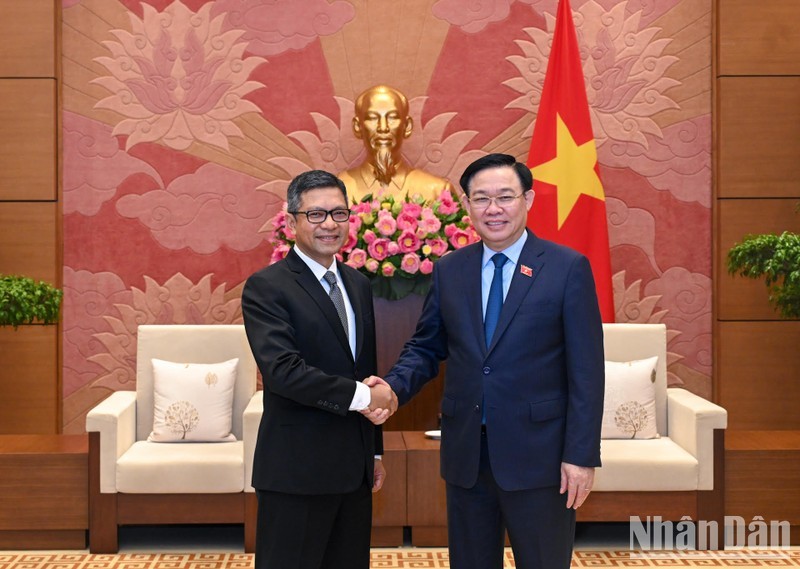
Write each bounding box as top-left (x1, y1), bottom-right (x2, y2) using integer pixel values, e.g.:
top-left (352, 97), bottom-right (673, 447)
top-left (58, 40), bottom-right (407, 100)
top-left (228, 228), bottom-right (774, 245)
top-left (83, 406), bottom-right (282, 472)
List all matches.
top-left (484, 253), bottom-right (508, 347)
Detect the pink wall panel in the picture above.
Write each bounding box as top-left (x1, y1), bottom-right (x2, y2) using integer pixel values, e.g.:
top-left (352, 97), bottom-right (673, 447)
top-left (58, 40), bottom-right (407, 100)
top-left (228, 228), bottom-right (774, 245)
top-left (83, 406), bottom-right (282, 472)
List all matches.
top-left (61, 0), bottom-right (712, 431)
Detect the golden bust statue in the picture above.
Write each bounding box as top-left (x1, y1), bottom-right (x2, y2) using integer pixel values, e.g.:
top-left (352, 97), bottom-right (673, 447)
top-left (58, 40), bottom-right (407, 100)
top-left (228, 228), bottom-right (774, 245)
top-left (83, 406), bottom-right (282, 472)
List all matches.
top-left (339, 85), bottom-right (453, 203)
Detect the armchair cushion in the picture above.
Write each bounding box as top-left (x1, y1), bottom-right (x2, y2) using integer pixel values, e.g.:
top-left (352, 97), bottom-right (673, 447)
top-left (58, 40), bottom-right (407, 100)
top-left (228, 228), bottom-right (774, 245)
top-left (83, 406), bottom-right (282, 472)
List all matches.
top-left (594, 437), bottom-right (698, 491)
top-left (148, 358), bottom-right (238, 443)
top-left (601, 356), bottom-right (659, 440)
top-left (117, 440), bottom-right (246, 493)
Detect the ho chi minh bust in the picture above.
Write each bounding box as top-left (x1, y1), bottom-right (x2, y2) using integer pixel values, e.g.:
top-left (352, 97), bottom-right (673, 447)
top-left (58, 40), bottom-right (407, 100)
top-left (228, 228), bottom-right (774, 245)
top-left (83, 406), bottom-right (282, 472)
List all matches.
top-left (339, 85), bottom-right (453, 204)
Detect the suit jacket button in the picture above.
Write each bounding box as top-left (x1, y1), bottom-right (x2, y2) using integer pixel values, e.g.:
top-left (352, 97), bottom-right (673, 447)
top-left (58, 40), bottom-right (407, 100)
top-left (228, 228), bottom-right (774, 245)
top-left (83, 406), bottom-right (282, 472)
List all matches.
top-left (334, 404), bottom-right (340, 410)
top-left (483, 367), bottom-right (491, 375)
top-left (473, 404), bottom-right (480, 413)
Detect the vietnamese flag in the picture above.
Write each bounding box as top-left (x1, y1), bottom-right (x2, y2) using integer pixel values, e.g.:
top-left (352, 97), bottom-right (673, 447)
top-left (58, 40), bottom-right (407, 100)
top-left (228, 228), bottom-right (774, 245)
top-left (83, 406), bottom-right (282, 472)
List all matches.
top-left (526, 0), bottom-right (615, 322)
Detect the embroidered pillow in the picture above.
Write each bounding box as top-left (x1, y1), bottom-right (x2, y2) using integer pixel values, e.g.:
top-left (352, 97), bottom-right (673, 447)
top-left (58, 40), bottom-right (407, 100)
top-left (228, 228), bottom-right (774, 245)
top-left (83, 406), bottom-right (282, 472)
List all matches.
top-left (601, 356), bottom-right (659, 440)
top-left (148, 358), bottom-right (238, 442)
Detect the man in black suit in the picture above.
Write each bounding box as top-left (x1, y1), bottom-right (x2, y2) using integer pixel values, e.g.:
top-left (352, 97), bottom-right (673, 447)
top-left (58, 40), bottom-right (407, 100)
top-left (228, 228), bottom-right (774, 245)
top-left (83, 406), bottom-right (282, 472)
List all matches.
top-left (375, 154), bottom-right (605, 569)
top-left (242, 170), bottom-right (396, 569)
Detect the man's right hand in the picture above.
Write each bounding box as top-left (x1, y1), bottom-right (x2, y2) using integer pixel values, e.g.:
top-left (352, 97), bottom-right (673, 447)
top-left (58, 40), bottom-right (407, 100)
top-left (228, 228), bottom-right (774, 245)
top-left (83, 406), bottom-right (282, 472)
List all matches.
top-left (361, 376), bottom-right (398, 425)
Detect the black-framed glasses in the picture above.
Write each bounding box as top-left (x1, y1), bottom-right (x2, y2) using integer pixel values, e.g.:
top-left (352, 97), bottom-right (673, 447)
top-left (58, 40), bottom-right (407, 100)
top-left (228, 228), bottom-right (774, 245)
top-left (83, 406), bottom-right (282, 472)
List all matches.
top-left (468, 193), bottom-right (527, 210)
top-left (290, 208), bottom-right (351, 224)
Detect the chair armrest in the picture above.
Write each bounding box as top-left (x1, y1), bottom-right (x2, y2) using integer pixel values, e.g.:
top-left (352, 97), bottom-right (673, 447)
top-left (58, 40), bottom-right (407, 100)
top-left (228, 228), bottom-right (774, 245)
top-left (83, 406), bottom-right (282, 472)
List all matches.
top-left (243, 391), bottom-right (263, 493)
top-left (85, 391), bottom-right (137, 494)
top-left (667, 387), bottom-right (727, 490)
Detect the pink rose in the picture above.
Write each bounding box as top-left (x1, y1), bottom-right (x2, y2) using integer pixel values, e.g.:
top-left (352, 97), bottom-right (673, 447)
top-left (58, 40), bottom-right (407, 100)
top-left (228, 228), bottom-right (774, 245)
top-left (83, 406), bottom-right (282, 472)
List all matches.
top-left (346, 248), bottom-right (367, 269)
top-left (365, 258), bottom-right (379, 273)
top-left (461, 215), bottom-right (471, 225)
top-left (376, 210), bottom-right (397, 236)
top-left (341, 229), bottom-right (358, 252)
top-left (416, 227), bottom-right (428, 240)
top-left (437, 189), bottom-right (459, 215)
top-left (381, 262), bottom-right (396, 277)
top-left (426, 238), bottom-right (448, 257)
top-left (282, 224), bottom-right (296, 240)
top-left (396, 211), bottom-right (418, 231)
top-left (367, 238), bottom-right (390, 261)
top-left (271, 209), bottom-right (287, 229)
top-left (352, 202), bottom-right (372, 214)
top-left (448, 229), bottom-right (473, 249)
top-left (335, 253), bottom-right (343, 262)
top-left (397, 230), bottom-right (421, 253)
top-left (270, 243), bottom-right (290, 264)
top-left (363, 229), bottom-right (377, 244)
top-left (401, 202), bottom-right (423, 218)
top-left (387, 241), bottom-right (400, 256)
top-left (418, 215), bottom-right (441, 235)
top-left (444, 223), bottom-right (458, 238)
top-left (349, 215), bottom-right (363, 232)
top-left (420, 258), bottom-right (434, 275)
top-left (401, 253), bottom-right (421, 274)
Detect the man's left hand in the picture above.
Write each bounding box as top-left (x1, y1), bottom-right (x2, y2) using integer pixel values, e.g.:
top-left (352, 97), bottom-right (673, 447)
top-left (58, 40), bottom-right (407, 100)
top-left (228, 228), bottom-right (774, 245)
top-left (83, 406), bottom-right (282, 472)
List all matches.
top-left (560, 462), bottom-right (594, 509)
top-left (372, 459), bottom-right (386, 492)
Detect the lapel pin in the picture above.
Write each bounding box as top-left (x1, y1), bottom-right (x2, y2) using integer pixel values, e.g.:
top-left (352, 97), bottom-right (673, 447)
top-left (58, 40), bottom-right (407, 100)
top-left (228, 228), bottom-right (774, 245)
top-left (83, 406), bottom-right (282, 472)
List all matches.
top-left (520, 265), bottom-right (533, 277)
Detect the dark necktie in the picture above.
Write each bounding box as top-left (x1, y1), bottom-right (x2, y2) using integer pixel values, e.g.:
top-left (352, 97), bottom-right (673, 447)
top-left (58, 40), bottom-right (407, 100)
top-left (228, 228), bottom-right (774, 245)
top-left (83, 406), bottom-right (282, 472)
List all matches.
top-left (484, 253), bottom-right (508, 347)
top-left (323, 271), bottom-right (349, 340)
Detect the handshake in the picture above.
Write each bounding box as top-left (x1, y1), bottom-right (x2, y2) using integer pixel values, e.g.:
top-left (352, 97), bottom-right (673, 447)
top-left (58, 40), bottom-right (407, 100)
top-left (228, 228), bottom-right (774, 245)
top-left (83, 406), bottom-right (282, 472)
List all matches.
top-left (359, 376), bottom-right (398, 425)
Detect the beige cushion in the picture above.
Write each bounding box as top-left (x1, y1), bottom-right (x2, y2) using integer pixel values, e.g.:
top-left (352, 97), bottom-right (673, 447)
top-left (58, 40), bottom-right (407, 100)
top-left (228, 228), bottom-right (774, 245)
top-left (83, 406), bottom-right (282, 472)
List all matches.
top-left (117, 440), bottom-right (245, 493)
top-left (594, 438), bottom-right (699, 491)
top-left (602, 357), bottom-right (659, 439)
top-left (149, 358), bottom-right (238, 443)
top-left (602, 323), bottom-right (668, 435)
top-left (136, 325), bottom-right (258, 441)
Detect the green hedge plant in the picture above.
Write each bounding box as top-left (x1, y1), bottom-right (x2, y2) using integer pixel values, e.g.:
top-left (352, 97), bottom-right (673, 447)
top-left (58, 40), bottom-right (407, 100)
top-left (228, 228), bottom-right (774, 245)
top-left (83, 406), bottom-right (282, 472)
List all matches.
top-left (727, 230), bottom-right (800, 319)
top-left (0, 275), bottom-right (63, 328)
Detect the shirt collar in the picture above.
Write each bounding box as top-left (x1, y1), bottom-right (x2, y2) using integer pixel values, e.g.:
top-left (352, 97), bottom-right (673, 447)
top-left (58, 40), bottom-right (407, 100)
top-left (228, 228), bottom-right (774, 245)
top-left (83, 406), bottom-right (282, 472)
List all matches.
top-left (481, 231), bottom-right (528, 269)
top-left (355, 159), bottom-right (410, 195)
top-left (293, 245), bottom-right (340, 283)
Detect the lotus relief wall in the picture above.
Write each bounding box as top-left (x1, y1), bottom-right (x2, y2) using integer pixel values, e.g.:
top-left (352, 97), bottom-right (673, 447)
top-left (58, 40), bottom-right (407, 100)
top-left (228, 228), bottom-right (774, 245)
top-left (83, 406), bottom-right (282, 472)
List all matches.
top-left (61, 0), bottom-right (712, 433)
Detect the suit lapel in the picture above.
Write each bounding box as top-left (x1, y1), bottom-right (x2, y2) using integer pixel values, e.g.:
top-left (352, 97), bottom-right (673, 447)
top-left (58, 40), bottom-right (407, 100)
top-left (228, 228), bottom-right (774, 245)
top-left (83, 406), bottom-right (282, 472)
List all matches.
top-left (487, 231), bottom-right (545, 355)
top-left (286, 250), bottom-right (352, 359)
top-left (462, 245), bottom-right (488, 353)
top-left (337, 262), bottom-right (363, 361)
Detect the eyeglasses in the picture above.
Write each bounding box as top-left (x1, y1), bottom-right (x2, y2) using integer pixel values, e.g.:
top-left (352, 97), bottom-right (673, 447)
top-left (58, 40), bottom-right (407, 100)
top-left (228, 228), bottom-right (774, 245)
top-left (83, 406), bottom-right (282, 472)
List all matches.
top-left (468, 193), bottom-right (526, 210)
top-left (290, 208), bottom-right (351, 224)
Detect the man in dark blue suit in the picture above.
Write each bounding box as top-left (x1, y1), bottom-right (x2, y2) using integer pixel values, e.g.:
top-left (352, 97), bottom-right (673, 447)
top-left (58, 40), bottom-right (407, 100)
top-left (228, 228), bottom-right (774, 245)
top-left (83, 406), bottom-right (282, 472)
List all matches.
top-left (380, 153), bottom-right (605, 569)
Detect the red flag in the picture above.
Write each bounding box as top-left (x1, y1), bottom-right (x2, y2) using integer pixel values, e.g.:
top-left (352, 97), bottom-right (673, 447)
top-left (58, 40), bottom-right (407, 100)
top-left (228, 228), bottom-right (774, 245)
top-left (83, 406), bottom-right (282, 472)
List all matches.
top-left (526, 0), bottom-right (615, 322)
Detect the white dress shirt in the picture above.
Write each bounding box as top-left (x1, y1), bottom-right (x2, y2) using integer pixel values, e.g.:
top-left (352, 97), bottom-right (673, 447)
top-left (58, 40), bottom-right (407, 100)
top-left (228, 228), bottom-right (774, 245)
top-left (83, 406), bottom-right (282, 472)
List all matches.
top-left (481, 231), bottom-right (528, 318)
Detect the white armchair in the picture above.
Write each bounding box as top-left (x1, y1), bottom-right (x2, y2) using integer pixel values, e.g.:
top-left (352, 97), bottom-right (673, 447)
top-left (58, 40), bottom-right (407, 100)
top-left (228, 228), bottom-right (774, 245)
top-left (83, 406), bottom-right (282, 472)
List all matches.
top-left (579, 324), bottom-right (728, 548)
top-left (86, 325), bottom-right (261, 553)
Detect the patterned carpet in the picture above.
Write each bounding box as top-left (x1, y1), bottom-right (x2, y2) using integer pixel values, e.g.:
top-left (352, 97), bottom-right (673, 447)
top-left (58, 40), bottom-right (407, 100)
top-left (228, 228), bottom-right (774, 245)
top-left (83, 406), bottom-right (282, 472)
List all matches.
top-left (1, 550), bottom-right (799, 568)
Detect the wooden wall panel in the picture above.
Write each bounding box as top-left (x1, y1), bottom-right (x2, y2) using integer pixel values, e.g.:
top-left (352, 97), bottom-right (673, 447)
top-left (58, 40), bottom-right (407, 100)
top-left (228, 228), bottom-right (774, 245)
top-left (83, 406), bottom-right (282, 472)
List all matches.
top-left (0, 1), bottom-right (56, 78)
top-left (0, 79), bottom-right (57, 201)
top-left (726, 431), bottom-right (800, 525)
top-left (718, 199), bottom-right (800, 320)
top-left (718, 322), bottom-right (800, 430)
top-left (0, 202), bottom-right (58, 283)
top-left (718, 77), bottom-right (800, 198)
top-left (718, 0), bottom-right (800, 76)
top-left (0, 326), bottom-right (59, 434)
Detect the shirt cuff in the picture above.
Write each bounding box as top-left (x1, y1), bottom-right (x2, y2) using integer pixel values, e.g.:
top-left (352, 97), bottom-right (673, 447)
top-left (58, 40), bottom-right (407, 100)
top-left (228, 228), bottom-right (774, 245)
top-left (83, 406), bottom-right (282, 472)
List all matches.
top-left (349, 381), bottom-right (371, 411)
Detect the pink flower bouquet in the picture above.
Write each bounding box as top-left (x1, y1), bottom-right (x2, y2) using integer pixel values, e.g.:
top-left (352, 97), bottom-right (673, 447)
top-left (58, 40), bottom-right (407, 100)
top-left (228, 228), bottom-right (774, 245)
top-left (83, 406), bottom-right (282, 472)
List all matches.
top-left (267, 189), bottom-right (480, 299)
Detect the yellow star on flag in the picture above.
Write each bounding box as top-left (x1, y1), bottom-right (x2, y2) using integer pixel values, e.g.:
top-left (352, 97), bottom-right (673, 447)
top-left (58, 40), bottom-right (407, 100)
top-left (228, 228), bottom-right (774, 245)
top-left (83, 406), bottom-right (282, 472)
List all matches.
top-left (531, 113), bottom-right (605, 229)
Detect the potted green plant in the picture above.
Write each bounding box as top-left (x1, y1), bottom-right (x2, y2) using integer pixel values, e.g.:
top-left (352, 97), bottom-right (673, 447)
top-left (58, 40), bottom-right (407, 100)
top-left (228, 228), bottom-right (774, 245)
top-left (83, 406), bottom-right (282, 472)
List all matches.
top-left (0, 274), bottom-right (62, 328)
top-left (727, 227), bottom-right (800, 319)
